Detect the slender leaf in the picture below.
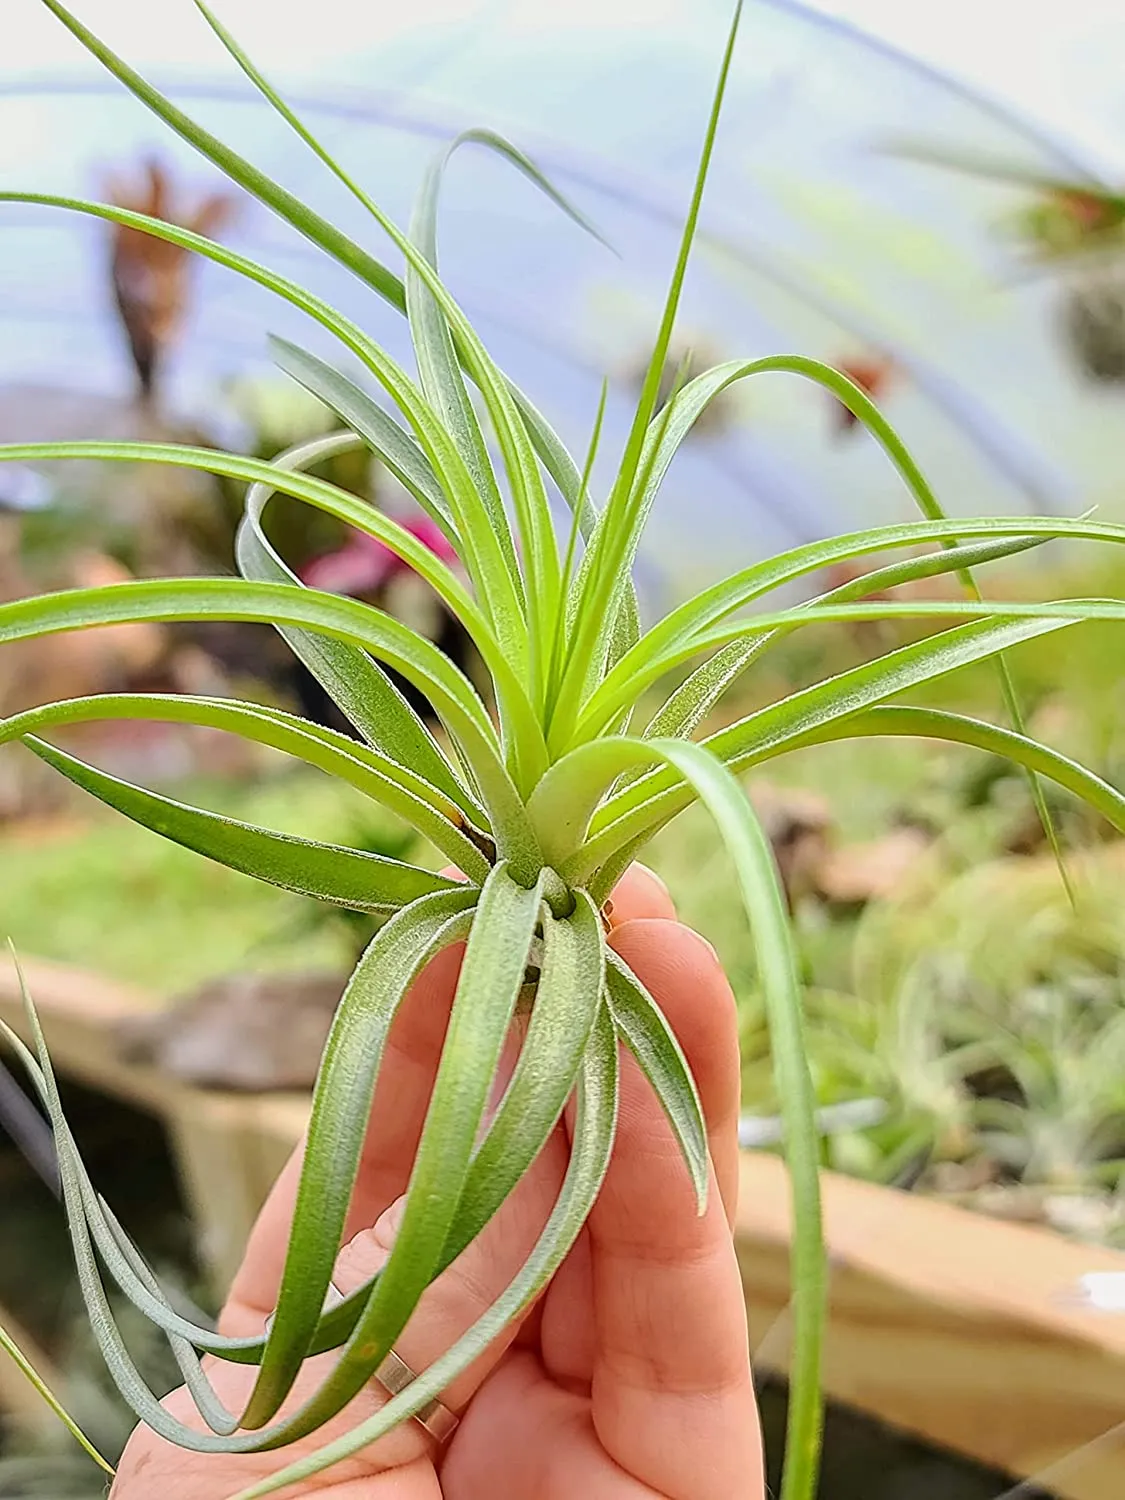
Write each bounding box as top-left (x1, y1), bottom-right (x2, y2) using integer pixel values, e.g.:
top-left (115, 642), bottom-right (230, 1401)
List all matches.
top-left (193, 2), bottom-right (558, 680)
top-left (640, 531), bottom-right (1048, 748)
top-left (245, 863), bottom-right (544, 1439)
top-left (0, 1315), bottom-right (115, 1475)
top-left (792, 705), bottom-right (1125, 833)
top-left (0, 578), bottom-right (543, 882)
top-left (0, 691), bottom-right (489, 878)
top-left (575, 614), bottom-right (1080, 886)
top-left (643, 741), bottom-right (823, 1500)
top-left (582, 514), bottom-right (1125, 738)
top-left (554, 2), bottom-right (744, 735)
top-left (226, 1001), bottom-right (621, 1500)
top-left (237, 425), bottom-right (476, 816)
top-left (604, 950), bottom-right (708, 1208)
top-left (442, 888), bottom-right (604, 1265)
top-left (243, 891), bottom-right (476, 1426)
top-left (23, 736), bottom-right (459, 913)
top-left (265, 348), bottom-right (455, 533)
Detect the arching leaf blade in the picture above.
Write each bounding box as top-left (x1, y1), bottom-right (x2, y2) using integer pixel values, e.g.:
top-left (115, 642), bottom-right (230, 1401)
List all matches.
top-left (440, 887), bottom-right (604, 1267)
top-left (242, 892), bottom-right (476, 1427)
top-left (23, 736), bottom-right (459, 913)
top-left (226, 1001), bottom-right (621, 1500)
top-left (245, 863), bottom-right (544, 1441)
top-left (1, 692), bottom-right (489, 879)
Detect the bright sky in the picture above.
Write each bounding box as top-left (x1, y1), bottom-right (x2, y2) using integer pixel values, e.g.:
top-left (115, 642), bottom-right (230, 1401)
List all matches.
top-left (5, 0), bottom-right (1125, 170)
top-left (802, 0), bottom-right (1125, 170)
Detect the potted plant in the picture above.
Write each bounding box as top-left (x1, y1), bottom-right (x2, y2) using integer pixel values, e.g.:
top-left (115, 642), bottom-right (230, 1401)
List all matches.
top-left (4, 4), bottom-right (1125, 1498)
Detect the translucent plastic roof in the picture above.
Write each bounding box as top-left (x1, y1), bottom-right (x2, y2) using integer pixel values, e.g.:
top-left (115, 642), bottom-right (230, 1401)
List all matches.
top-left (3, 0), bottom-right (1123, 592)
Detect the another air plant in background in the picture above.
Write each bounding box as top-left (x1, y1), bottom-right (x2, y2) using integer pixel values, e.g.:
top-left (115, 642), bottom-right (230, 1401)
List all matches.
top-left (105, 157), bottom-right (237, 403)
top-left (880, 140), bottom-right (1125, 385)
top-left (6, 3), bottom-right (1125, 1498)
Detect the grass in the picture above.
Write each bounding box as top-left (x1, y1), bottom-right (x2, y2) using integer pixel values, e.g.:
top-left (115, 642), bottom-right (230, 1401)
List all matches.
top-left (0, 767), bottom-right (402, 993)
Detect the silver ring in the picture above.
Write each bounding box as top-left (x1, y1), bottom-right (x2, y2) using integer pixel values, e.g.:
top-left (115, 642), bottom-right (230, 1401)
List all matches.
top-left (262, 1281), bottom-right (459, 1444)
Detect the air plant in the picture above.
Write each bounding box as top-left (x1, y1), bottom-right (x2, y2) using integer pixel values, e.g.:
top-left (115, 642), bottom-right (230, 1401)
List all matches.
top-left (105, 157), bottom-right (237, 403)
top-left (6, 4), bottom-right (1125, 1499)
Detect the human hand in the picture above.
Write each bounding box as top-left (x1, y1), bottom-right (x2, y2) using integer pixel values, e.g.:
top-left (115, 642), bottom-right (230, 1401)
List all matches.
top-left (111, 865), bottom-right (763, 1498)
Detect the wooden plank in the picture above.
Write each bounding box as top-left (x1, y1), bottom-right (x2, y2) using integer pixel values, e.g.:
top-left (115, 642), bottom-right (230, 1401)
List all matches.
top-left (0, 954), bottom-right (309, 1297)
top-left (737, 1152), bottom-right (1125, 1500)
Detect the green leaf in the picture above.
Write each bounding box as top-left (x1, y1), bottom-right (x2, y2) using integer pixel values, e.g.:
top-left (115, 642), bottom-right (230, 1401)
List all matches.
top-left (192, 1), bottom-right (557, 685)
top-left (265, 346), bottom-right (455, 533)
top-left (406, 135), bottom-right (523, 608)
top-left (0, 1315), bottom-right (115, 1475)
top-left (0, 187), bottom-right (527, 666)
top-left (242, 890), bottom-right (476, 1427)
top-left (1, 691), bottom-right (488, 879)
top-left (226, 1000), bottom-right (621, 1500)
top-left (575, 614), bottom-right (1078, 884)
top-left (441, 887), bottom-right (604, 1265)
top-left (237, 424), bottom-right (478, 817)
top-left (0, 436), bottom-right (478, 646)
top-left (0, 578), bottom-right (543, 883)
top-left (22, 736), bottom-right (459, 913)
top-left (636, 530), bottom-right (1049, 752)
top-left (604, 950), bottom-right (708, 1209)
top-left (7, 431), bottom-right (548, 796)
top-left (554, 1), bottom-right (744, 733)
top-left (5, 1032), bottom-right (275, 1369)
top-left (640, 741), bottom-right (823, 1500)
top-left (1, 958), bottom-right (265, 1454)
top-left (34, 0), bottom-right (406, 303)
top-left (582, 514), bottom-right (1125, 740)
top-left (793, 705), bottom-right (1125, 833)
top-left (250, 862), bottom-right (545, 1442)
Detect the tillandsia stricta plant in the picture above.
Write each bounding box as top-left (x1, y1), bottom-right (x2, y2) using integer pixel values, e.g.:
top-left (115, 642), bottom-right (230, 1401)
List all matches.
top-left (9, 4), bottom-right (1125, 1498)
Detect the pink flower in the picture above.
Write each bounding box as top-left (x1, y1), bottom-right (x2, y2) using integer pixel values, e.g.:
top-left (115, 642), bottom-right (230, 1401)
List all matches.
top-left (300, 515), bottom-right (457, 596)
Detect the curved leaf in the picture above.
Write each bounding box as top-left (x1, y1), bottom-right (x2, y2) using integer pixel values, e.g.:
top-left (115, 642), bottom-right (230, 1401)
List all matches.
top-left (604, 950), bottom-right (708, 1208)
top-left (23, 736), bottom-right (458, 912)
top-left (550, 5), bottom-right (742, 744)
top-left (574, 614), bottom-right (1078, 886)
top-left (247, 862), bottom-right (545, 1439)
top-left (193, 2), bottom-right (558, 678)
top-left (640, 530), bottom-right (1048, 748)
top-left (243, 891), bottom-right (476, 1426)
top-left (265, 348), bottom-right (455, 533)
top-left (0, 692), bottom-right (489, 879)
top-left (582, 512), bottom-right (1125, 737)
top-left (642, 739), bottom-right (822, 1500)
top-left (0, 578), bottom-right (543, 883)
top-left (442, 887), bottom-right (604, 1265)
top-left (227, 1000), bottom-right (621, 1500)
top-left (236, 426), bottom-right (482, 820)
top-left (0, 186), bottom-right (527, 667)
top-left (793, 705), bottom-right (1125, 833)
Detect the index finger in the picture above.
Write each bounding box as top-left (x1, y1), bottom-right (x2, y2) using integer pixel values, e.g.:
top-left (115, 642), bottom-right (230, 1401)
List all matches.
top-left (587, 919), bottom-right (761, 1500)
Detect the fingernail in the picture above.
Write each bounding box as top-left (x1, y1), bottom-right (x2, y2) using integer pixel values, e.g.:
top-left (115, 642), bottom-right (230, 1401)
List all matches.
top-left (635, 862), bottom-right (670, 898)
top-left (684, 925), bottom-right (720, 966)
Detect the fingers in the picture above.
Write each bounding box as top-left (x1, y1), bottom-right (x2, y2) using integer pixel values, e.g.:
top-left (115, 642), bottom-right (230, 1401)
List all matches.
top-left (222, 942), bottom-right (465, 1334)
top-left (327, 1114), bottom-right (570, 1445)
top-left (537, 919), bottom-right (743, 1381)
top-left (586, 919), bottom-right (759, 1500)
top-left (223, 862), bottom-right (677, 1332)
top-left (604, 862), bottom-right (676, 927)
top-left (610, 921), bottom-right (742, 1223)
